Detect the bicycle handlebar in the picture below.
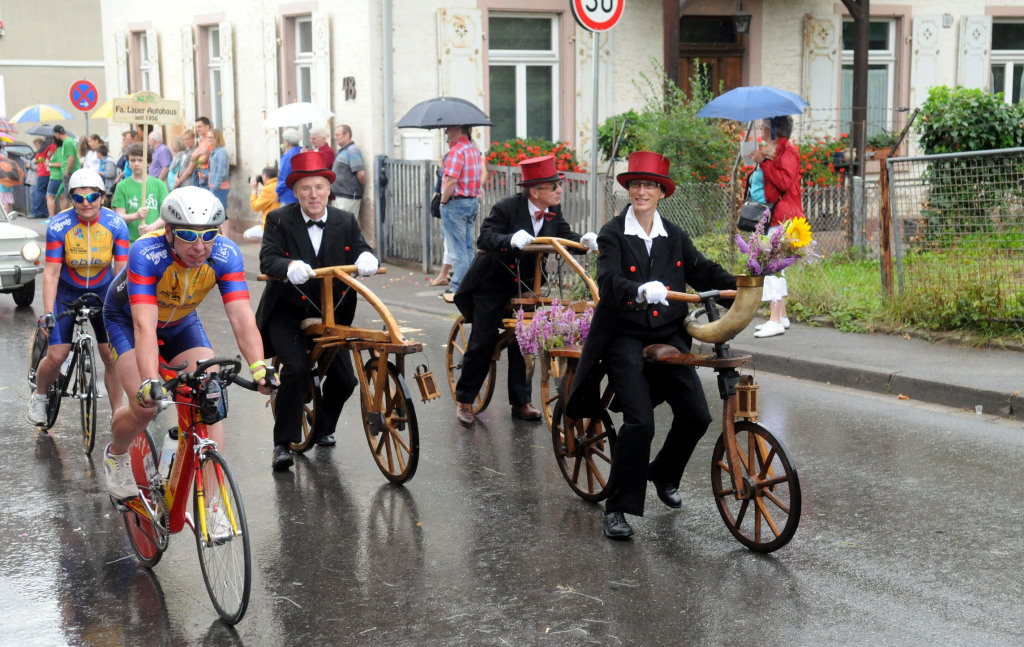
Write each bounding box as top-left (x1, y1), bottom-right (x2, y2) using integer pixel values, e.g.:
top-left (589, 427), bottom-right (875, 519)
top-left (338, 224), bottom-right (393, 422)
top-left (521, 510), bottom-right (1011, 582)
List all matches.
top-left (55, 292), bottom-right (104, 321)
top-left (666, 289), bottom-right (737, 304)
top-left (256, 266), bottom-right (387, 282)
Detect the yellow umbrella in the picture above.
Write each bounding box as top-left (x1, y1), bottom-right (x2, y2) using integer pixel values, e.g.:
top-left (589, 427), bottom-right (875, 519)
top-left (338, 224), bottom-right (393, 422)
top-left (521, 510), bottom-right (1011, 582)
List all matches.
top-left (0, 133), bottom-right (13, 143)
top-left (92, 99), bottom-right (115, 120)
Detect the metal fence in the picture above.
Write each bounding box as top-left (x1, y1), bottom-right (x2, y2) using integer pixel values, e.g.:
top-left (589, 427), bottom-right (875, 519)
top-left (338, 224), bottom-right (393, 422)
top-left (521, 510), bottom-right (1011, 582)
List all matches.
top-left (376, 155), bottom-right (852, 270)
top-left (887, 148), bottom-right (1024, 317)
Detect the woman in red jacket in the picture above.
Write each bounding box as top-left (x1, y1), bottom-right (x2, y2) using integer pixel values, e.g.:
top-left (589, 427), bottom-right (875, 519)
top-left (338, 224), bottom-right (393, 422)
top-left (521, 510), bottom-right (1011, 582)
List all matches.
top-left (749, 115), bottom-right (803, 338)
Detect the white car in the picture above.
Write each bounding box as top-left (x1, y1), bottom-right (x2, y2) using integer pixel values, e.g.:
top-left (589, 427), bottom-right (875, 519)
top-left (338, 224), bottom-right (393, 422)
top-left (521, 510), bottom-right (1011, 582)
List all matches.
top-left (0, 221), bottom-right (43, 306)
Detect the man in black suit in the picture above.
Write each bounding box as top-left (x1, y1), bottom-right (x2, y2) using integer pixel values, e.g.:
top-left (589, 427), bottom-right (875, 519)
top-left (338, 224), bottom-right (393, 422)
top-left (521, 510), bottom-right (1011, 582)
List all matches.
top-left (256, 151), bottom-right (378, 470)
top-left (452, 155), bottom-right (598, 427)
top-left (566, 152), bottom-right (736, 540)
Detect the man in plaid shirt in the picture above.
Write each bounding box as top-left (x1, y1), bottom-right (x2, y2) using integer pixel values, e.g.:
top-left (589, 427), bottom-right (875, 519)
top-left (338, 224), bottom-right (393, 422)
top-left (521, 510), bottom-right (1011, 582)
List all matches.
top-left (439, 125), bottom-right (483, 294)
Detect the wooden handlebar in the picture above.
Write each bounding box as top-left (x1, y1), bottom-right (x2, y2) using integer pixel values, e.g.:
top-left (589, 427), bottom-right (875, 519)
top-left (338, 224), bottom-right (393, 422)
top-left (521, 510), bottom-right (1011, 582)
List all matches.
top-left (528, 236), bottom-right (589, 252)
top-left (257, 266), bottom-right (387, 282)
top-left (666, 289), bottom-right (737, 303)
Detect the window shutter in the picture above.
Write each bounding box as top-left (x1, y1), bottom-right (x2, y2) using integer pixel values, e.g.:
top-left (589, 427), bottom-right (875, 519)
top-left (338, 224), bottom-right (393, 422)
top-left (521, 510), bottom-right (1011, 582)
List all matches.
top-left (145, 28), bottom-right (161, 95)
top-left (310, 11), bottom-right (331, 119)
top-left (957, 16), bottom-right (992, 90)
top-left (181, 26), bottom-right (196, 124)
top-left (437, 9), bottom-right (485, 148)
top-left (801, 14), bottom-right (841, 139)
top-left (219, 22), bottom-right (237, 164)
top-left (263, 18), bottom-right (281, 166)
top-left (911, 17), bottom-right (942, 114)
top-left (114, 31), bottom-right (129, 96)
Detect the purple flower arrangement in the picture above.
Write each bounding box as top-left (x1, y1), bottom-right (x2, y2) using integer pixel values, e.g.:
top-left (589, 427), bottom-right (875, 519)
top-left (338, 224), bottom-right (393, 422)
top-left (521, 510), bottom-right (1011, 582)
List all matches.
top-left (515, 299), bottom-right (594, 356)
top-left (734, 211), bottom-right (816, 277)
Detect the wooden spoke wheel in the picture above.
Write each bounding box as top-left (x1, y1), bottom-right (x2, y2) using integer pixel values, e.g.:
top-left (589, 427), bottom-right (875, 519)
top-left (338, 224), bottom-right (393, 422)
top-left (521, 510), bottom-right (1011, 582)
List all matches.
top-left (538, 351), bottom-right (568, 429)
top-left (360, 358), bottom-right (420, 484)
top-left (711, 421), bottom-right (802, 553)
top-left (550, 371), bottom-right (616, 502)
top-left (445, 316), bottom-right (496, 415)
top-left (270, 358), bottom-right (321, 454)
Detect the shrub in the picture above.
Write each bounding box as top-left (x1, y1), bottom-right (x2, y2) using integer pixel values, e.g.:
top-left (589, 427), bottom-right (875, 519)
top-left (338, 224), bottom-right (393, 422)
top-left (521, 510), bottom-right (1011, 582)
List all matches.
top-left (795, 134), bottom-right (847, 188)
top-left (597, 110), bottom-right (643, 160)
top-left (915, 86), bottom-right (1024, 154)
top-left (485, 138), bottom-right (585, 172)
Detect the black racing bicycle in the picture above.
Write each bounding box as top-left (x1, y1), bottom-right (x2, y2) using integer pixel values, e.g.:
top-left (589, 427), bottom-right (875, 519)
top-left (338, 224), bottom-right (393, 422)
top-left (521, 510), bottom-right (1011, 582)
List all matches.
top-left (28, 292), bottom-right (104, 453)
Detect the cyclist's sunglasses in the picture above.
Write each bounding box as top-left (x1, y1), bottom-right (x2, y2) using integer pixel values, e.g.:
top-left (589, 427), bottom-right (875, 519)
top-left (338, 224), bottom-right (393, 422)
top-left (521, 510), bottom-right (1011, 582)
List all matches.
top-left (71, 192), bottom-right (103, 204)
top-left (172, 228), bottom-right (219, 244)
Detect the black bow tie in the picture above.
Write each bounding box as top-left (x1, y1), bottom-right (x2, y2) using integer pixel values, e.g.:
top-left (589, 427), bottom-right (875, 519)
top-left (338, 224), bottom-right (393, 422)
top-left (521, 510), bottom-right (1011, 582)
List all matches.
top-left (306, 220), bottom-right (325, 229)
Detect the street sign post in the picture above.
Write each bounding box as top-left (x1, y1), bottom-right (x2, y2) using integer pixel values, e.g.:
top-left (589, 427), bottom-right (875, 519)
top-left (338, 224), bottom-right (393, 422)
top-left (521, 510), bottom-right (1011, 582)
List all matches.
top-left (570, 0), bottom-right (624, 232)
top-left (70, 79), bottom-right (98, 136)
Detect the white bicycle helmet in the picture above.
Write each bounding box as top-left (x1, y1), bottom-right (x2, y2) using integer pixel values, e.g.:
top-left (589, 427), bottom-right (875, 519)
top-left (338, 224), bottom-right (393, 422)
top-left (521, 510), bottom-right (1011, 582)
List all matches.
top-left (67, 169), bottom-right (105, 193)
top-left (160, 186), bottom-right (226, 227)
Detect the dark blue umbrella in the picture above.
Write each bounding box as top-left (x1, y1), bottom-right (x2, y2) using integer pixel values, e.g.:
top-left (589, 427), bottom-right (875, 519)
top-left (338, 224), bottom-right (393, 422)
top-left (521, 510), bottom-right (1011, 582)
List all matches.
top-left (396, 97), bottom-right (491, 129)
top-left (696, 86), bottom-right (808, 122)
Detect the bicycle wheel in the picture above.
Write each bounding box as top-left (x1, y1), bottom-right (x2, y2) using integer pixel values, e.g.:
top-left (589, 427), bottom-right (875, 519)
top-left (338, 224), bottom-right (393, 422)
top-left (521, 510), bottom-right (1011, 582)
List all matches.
top-left (270, 357), bottom-right (320, 453)
top-left (78, 341), bottom-right (98, 454)
top-left (193, 448), bottom-right (251, 625)
top-left (121, 426), bottom-right (168, 568)
top-left (28, 327), bottom-right (47, 389)
top-left (550, 395), bottom-right (616, 502)
top-left (445, 316), bottom-right (495, 415)
top-left (711, 421), bottom-right (802, 553)
top-left (44, 377), bottom-right (62, 430)
top-left (538, 351), bottom-right (568, 429)
top-left (360, 358), bottom-right (419, 484)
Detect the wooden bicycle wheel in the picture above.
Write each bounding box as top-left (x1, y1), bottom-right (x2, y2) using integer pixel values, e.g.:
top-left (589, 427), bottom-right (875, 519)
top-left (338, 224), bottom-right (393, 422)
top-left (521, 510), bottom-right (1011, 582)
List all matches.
top-left (711, 421), bottom-right (801, 553)
top-left (360, 358), bottom-right (419, 484)
top-left (270, 358), bottom-right (321, 453)
top-left (538, 351), bottom-right (568, 429)
top-left (445, 316), bottom-right (495, 415)
top-left (550, 369), bottom-right (616, 502)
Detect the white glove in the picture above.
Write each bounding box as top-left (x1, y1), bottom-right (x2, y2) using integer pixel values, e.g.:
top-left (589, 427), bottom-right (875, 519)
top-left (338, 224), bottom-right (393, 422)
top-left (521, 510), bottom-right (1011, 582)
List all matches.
top-left (286, 260), bottom-right (316, 285)
top-left (637, 281), bottom-right (669, 306)
top-left (510, 230), bottom-right (535, 250)
top-left (580, 232), bottom-right (599, 252)
top-left (355, 251), bottom-right (379, 277)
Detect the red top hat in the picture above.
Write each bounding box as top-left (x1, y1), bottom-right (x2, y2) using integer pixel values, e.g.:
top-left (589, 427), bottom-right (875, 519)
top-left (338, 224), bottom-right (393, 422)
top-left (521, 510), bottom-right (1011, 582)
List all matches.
top-left (616, 151), bottom-right (675, 198)
top-left (517, 155), bottom-right (565, 186)
top-left (286, 150), bottom-right (337, 189)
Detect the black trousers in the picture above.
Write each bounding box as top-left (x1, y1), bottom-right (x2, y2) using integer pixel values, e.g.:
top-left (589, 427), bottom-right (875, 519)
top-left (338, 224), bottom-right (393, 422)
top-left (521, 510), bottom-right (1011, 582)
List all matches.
top-left (602, 332), bottom-right (712, 517)
top-left (455, 294), bottom-right (531, 408)
top-left (267, 311), bottom-right (358, 446)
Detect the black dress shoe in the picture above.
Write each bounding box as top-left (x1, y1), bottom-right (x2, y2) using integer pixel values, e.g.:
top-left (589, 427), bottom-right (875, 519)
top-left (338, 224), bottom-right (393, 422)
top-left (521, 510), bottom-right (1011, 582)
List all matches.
top-left (315, 433), bottom-right (336, 447)
top-left (602, 511), bottom-right (633, 539)
top-left (649, 476), bottom-right (682, 509)
top-left (272, 444), bottom-right (294, 471)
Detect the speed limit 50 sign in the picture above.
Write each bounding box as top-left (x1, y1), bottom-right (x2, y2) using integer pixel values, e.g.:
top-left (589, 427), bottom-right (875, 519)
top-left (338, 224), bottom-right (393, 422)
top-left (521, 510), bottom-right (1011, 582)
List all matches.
top-left (571, 0), bottom-right (624, 32)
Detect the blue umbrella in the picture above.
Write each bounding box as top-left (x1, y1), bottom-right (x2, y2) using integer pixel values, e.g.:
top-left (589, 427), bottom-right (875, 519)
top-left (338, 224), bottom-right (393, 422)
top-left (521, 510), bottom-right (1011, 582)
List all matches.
top-left (696, 86), bottom-right (808, 122)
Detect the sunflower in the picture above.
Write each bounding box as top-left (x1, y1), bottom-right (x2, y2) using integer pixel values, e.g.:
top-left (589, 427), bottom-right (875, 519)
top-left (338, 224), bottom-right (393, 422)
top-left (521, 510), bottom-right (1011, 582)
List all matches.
top-left (785, 217), bottom-right (813, 248)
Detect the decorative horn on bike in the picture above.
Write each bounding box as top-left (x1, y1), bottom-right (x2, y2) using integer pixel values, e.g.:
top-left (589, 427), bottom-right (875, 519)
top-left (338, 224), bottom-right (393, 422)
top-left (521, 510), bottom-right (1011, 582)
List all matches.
top-left (668, 275), bottom-right (764, 344)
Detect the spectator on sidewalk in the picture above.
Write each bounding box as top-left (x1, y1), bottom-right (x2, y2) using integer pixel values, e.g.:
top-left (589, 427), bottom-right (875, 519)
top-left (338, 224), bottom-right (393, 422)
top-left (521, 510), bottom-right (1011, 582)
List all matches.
top-left (111, 143), bottom-right (169, 242)
top-left (330, 124), bottom-right (365, 216)
top-left (275, 128), bottom-right (303, 205)
top-left (48, 125), bottom-right (79, 216)
top-left (148, 130), bottom-right (173, 183)
top-left (310, 128), bottom-right (335, 170)
top-left (189, 117), bottom-right (214, 189)
top-left (248, 166), bottom-right (280, 231)
top-left (114, 130), bottom-right (136, 185)
top-left (171, 129), bottom-right (197, 189)
top-left (206, 128), bottom-right (231, 236)
top-left (438, 125), bottom-right (483, 295)
top-left (30, 136), bottom-right (55, 218)
top-left (96, 144), bottom-right (116, 205)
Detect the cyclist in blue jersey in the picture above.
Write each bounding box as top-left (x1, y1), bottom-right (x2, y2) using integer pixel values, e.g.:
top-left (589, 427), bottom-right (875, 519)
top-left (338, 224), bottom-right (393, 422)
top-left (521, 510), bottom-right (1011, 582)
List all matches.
top-left (101, 186), bottom-right (276, 499)
top-left (29, 169), bottom-right (130, 426)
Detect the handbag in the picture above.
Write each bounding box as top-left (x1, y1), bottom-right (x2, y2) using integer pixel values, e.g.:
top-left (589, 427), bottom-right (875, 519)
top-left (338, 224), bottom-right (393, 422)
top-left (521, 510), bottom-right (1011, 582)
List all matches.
top-left (431, 193), bottom-right (441, 219)
top-left (737, 200), bottom-right (772, 232)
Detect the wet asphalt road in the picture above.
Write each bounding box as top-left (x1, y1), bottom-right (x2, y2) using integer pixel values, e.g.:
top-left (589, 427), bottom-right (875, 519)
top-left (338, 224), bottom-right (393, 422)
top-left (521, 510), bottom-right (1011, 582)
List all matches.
top-left (1, 279), bottom-right (1023, 646)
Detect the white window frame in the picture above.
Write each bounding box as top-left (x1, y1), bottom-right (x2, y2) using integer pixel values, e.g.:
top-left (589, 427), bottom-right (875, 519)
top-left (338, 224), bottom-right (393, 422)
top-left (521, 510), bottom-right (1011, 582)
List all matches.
top-left (841, 19), bottom-right (896, 136)
top-left (488, 13), bottom-right (559, 141)
top-left (138, 31), bottom-right (152, 91)
top-left (206, 25), bottom-right (223, 128)
top-left (991, 21), bottom-right (1024, 104)
top-left (294, 16), bottom-right (314, 104)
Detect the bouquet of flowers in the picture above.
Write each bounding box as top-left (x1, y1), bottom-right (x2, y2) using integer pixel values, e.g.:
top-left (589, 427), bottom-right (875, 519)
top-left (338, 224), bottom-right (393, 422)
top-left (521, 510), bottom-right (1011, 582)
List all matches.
top-left (515, 299), bottom-right (594, 355)
top-left (735, 211), bottom-right (815, 276)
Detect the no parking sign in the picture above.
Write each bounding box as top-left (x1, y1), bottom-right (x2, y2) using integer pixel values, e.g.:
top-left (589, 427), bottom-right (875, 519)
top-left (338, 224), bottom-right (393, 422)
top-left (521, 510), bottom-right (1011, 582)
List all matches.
top-left (570, 0), bottom-right (624, 32)
top-left (70, 79), bottom-right (98, 112)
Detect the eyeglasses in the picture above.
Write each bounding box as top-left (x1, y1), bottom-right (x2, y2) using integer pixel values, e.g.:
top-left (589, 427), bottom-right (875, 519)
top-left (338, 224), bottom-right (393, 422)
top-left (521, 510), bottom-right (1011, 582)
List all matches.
top-left (172, 228), bottom-right (218, 244)
top-left (540, 181), bottom-right (563, 191)
top-left (71, 192), bottom-right (102, 204)
top-left (628, 180), bottom-right (661, 191)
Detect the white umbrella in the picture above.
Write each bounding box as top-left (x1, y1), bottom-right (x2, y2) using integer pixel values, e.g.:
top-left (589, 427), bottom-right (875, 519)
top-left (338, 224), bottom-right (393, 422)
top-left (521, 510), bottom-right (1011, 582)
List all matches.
top-left (263, 102), bottom-right (334, 128)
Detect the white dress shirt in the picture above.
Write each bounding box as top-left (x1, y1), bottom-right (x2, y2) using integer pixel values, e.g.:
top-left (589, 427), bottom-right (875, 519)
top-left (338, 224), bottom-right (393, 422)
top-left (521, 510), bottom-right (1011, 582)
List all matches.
top-left (302, 209), bottom-right (328, 255)
top-left (623, 206), bottom-right (668, 255)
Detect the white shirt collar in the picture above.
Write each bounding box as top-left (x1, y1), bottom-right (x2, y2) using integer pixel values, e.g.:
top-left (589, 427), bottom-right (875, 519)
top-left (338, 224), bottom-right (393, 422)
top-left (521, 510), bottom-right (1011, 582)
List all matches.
top-left (527, 199), bottom-right (547, 235)
top-left (302, 208), bottom-right (328, 225)
top-left (623, 207), bottom-right (668, 242)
